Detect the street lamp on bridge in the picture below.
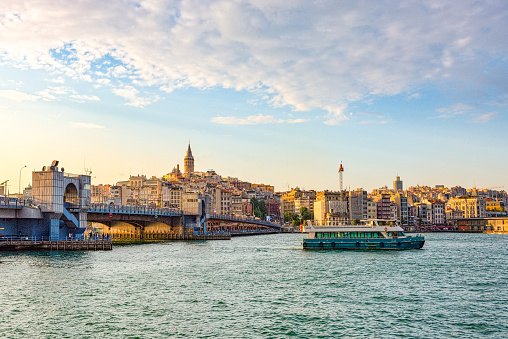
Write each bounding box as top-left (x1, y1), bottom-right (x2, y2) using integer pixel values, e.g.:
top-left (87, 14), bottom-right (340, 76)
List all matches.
top-left (19, 165), bottom-right (27, 197)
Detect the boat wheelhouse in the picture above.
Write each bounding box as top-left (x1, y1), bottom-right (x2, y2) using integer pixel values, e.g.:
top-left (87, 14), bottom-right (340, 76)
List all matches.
top-left (301, 219), bottom-right (424, 250)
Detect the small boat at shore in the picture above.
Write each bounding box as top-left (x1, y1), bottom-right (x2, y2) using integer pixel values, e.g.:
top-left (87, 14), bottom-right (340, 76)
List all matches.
top-left (301, 219), bottom-right (425, 250)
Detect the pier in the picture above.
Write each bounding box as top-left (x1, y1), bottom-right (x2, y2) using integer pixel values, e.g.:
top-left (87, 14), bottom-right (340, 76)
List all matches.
top-left (0, 237), bottom-right (113, 251)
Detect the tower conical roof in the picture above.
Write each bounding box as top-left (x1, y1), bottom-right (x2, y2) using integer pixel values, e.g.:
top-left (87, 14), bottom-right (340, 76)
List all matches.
top-left (185, 142), bottom-right (193, 159)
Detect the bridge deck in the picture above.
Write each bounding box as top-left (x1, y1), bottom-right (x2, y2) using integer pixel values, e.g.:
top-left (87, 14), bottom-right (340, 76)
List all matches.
top-left (207, 214), bottom-right (281, 229)
top-left (88, 205), bottom-right (182, 217)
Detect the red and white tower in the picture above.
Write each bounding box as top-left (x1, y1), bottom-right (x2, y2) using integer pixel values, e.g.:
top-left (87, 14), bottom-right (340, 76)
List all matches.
top-left (339, 162), bottom-right (345, 219)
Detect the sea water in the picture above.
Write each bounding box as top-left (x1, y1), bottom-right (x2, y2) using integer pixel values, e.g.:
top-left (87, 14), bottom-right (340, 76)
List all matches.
top-left (1, 233), bottom-right (507, 338)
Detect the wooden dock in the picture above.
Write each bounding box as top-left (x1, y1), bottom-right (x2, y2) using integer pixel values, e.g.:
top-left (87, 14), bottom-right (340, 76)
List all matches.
top-left (0, 240), bottom-right (113, 251)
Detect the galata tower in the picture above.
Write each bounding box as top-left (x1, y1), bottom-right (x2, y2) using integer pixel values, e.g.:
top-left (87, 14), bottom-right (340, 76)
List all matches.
top-left (184, 142), bottom-right (194, 177)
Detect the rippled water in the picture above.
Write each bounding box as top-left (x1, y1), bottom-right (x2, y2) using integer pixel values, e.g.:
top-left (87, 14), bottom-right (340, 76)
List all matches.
top-left (1, 233), bottom-right (507, 338)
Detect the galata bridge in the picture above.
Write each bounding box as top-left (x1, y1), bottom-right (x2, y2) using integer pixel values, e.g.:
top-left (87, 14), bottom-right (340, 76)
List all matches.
top-left (1, 161), bottom-right (281, 243)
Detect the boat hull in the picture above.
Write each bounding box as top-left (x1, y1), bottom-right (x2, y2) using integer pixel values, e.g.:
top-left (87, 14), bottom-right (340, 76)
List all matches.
top-left (302, 236), bottom-right (425, 250)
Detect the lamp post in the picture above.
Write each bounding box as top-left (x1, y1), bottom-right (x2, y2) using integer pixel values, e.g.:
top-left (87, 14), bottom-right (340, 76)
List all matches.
top-left (19, 165), bottom-right (27, 197)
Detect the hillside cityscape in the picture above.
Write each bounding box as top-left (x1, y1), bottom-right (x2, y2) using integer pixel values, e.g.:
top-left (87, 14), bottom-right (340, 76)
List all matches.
top-left (11, 143), bottom-right (505, 233)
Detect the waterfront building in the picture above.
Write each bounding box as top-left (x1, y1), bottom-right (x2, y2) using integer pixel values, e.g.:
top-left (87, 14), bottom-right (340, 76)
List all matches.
top-left (242, 195), bottom-right (253, 216)
top-left (251, 183), bottom-right (274, 193)
top-left (391, 193), bottom-right (408, 224)
top-left (137, 176), bottom-right (162, 207)
top-left (446, 207), bottom-right (463, 222)
top-left (393, 176), bottom-right (403, 191)
top-left (390, 202), bottom-right (398, 220)
top-left (91, 184), bottom-right (111, 204)
top-left (427, 200), bottom-right (445, 225)
top-left (313, 190), bottom-right (343, 221)
top-left (374, 194), bottom-right (391, 220)
top-left (451, 186), bottom-right (467, 197)
top-left (231, 193), bottom-right (243, 215)
top-left (266, 198), bottom-right (281, 221)
top-left (23, 185), bottom-right (32, 200)
top-left (294, 190), bottom-right (316, 216)
top-left (220, 189), bottom-right (232, 215)
top-left (349, 189), bottom-right (367, 220)
top-left (367, 199), bottom-right (377, 219)
top-left (163, 164), bottom-right (183, 181)
top-left (232, 181), bottom-right (252, 191)
top-left (205, 186), bottom-right (222, 214)
top-left (313, 200), bottom-right (325, 222)
top-left (161, 183), bottom-right (182, 209)
top-left (486, 198), bottom-right (504, 212)
top-left (109, 185), bottom-right (130, 205)
top-left (181, 192), bottom-right (201, 215)
top-left (448, 196), bottom-right (487, 219)
top-left (487, 217), bottom-right (508, 232)
top-left (281, 188), bottom-right (303, 217)
top-left (414, 202), bottom-right (430, 225)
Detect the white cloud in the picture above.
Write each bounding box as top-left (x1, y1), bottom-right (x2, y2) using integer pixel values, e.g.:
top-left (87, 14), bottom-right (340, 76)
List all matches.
top-left (212, 114), bottom-right (308, 125)
top-left (357, 112), bottom-right (386, 118)
top-left (111, 65), bottom-right (128, 77)
top-left (70, 94), bottom-right (100, 102)
top-left (97, 78), bottom-right (111, 85)
top-left (48, 86), bottom-right (77, 95)
top-left (69, 122), bottom-right (105, 129)
top-left (407, 93), bottom-right (421, 100)
top-left (48, 76), bottom-right (65, 83)
top-left (0, 90), bottom-right (39, 102)
top-left (436, 103), bottom-right (474, 117)
top-left (0, 1), bottom-right (507, 122)
top-left (37, 89), bottom-right (57, 101)
top-left (470, 111), bottom-right (498, 123)
top-left (112, 85), bottom-right (158, 108)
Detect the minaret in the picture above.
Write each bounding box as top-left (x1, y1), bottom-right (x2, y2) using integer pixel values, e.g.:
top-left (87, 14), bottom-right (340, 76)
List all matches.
top-left (184, 142), bottom-right (194, 177)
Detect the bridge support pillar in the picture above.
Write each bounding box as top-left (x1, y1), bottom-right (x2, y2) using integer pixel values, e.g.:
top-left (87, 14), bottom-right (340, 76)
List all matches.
top-left (79, 211), bottom-right (87, 229)
top-left (173, 225), bottom-right (184, 235)
top-left (50, 219), bottom-right (60, 240)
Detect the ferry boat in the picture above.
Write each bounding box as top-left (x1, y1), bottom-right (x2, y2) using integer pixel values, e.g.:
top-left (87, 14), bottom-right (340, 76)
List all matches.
top-left (301, 219), bottom-right (425, 250)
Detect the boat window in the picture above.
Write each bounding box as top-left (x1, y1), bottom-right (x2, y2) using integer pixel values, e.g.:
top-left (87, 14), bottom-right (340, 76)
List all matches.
top-left (398, 232), bottom-right (405, 236)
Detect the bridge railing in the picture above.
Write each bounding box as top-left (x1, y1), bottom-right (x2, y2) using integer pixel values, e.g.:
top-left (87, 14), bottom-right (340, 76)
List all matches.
top-left (0, 197), bottom-right (28, 208)
top-left (88, 203), bottom-right (182, 216)
top-left (207, 214), bottom-right (281, 228)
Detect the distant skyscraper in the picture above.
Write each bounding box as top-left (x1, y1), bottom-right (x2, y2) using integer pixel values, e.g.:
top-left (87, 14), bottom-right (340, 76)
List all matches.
top-left (394, 176), bottom-right (403, 191)
top-left (184, 142), bottom-right (194, 177)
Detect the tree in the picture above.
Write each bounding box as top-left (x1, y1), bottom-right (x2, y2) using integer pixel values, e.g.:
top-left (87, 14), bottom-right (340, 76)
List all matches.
top-left (292, 213), bottom-right (301, 226)
top-left (250, 197), bottom-right (267, 220)
top-left (300, 207), bottom-right (313, 221)
top-left (284, 211), bottom-right (292, 223)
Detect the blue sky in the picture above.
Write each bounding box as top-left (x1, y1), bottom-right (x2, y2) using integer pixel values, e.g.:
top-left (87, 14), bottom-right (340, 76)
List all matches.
top-left (1, 0), bottom-right (507, 193)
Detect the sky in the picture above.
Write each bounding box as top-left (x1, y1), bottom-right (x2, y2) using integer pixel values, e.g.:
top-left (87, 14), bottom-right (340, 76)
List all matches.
top-left (1, 0), bottom-right (507, 193)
